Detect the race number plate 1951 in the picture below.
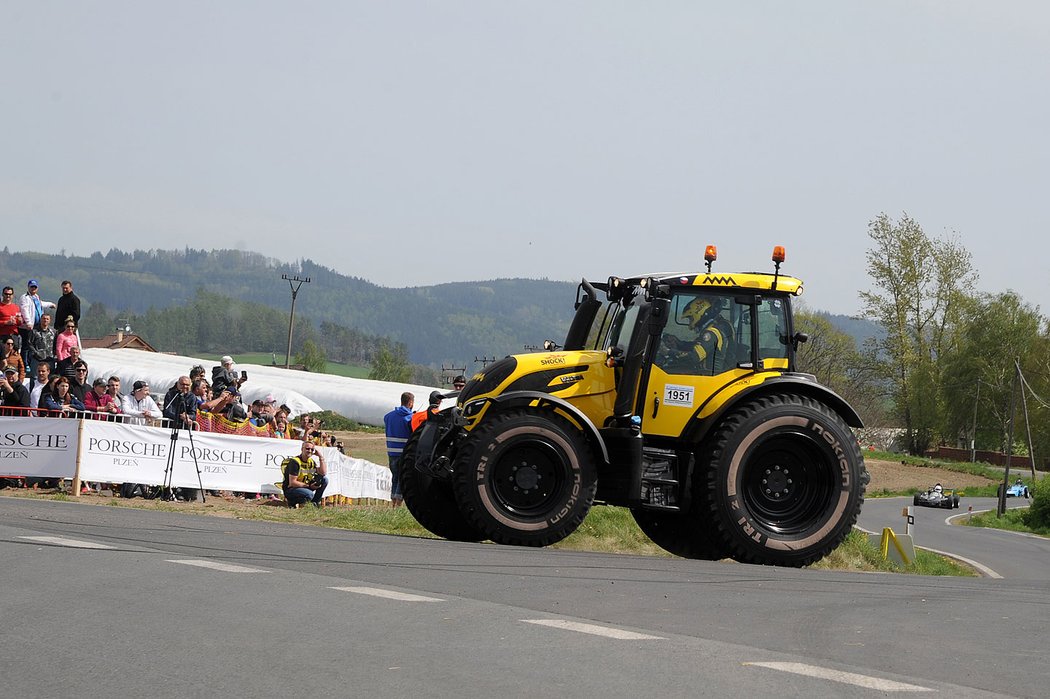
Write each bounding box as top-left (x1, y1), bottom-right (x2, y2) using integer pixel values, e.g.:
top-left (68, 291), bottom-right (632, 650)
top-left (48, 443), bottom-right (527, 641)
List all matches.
top-left (663, 384), bottom-right (694, 408)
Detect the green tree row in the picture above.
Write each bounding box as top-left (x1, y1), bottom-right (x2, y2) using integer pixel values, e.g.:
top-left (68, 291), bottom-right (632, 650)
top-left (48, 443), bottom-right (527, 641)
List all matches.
top-left (796, 213), bottom-right (1050, 464)
top-left (76, 288), bottom-right (436, 382)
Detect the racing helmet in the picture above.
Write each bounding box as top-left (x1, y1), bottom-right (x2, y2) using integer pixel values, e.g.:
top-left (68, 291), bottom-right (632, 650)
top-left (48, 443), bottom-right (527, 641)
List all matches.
top-left (933, 483), bottom-right (942, 493)
top-left (682, 297), bottom-right (718, 330)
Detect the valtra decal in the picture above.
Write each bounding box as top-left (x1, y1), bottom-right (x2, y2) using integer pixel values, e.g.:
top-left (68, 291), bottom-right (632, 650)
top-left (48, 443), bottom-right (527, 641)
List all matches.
top-left (701, 274), bottom-right (738, 286)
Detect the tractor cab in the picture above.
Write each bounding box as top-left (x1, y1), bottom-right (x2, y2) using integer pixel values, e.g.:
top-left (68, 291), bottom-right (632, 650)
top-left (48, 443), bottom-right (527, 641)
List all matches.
top-left (565, 246), bottom-right (807, 440)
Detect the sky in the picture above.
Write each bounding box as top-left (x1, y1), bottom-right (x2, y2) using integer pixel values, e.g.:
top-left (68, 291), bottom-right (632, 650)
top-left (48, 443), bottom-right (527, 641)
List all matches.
top-left (3, 2), bottom-right (1048, 316)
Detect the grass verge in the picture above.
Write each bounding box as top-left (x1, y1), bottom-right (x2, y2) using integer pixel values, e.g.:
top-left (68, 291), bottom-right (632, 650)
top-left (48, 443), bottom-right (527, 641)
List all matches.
top-left (2, 490), bottom-right (973, 575)
top-left (963, 507), bottom-right (1050, 537)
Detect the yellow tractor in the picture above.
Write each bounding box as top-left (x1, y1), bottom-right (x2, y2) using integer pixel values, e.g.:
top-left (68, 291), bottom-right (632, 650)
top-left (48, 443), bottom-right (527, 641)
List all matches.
top-left (401, 246), bottom-right (868, 567)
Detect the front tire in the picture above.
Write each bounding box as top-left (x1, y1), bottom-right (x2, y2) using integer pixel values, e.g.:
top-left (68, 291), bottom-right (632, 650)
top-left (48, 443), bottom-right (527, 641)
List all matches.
top-left (452, 409), bottom-right (596, 547)
top-left (631, 507), bottom-right (726, 560)
top-left (400, 428), bottom-right (485, 542)
top-left (702, 394), bottom-right (868, 567)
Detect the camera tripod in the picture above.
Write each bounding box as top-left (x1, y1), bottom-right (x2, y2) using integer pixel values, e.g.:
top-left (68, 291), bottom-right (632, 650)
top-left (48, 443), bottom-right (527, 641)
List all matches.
top-left (161, 422), bottom-right (207, 503)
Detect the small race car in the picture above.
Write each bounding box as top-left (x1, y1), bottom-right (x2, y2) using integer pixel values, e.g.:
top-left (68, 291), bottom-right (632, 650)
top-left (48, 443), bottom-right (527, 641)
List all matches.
top-left (1004, 480), bottom-right (1031, 499)
top-left (913, 484), bottom-right (960, 509)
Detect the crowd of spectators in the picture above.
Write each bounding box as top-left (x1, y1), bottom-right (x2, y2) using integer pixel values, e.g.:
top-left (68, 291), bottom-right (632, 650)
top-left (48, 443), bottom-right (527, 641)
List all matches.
top-left (2, 280), bottom-right (357, 504)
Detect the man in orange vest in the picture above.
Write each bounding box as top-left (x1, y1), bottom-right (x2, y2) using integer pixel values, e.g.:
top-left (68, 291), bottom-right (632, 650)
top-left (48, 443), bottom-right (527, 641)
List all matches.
top-left (411, 390), bottom-right (443, 431)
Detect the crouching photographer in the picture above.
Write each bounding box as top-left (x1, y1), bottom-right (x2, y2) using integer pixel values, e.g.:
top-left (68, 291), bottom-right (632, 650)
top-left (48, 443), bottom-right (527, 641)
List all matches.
top-left (281, 441), bottom-right (328, 507)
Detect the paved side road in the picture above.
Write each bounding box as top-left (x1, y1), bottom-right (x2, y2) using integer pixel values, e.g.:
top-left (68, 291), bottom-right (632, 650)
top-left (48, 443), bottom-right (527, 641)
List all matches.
top-left (857, 496), bottom-right (1050, 579)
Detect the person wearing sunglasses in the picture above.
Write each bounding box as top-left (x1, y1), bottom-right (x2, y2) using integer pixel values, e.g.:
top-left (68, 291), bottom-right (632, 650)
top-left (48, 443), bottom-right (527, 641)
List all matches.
top-left (0, 336), bottom-right (25, 383)
top-left (68, 361), bottom-right (90, 402)
top-left (55, 317), bottom-right (80, 362)
top-left (0, 286), bottom-right (23, 352)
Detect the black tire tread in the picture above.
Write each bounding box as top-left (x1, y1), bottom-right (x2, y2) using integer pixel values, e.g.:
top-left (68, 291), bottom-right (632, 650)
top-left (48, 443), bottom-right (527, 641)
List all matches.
top-left (702, 393), bottom-right (868, 567)
top-left (452, 408), bottom-right (596, 547)
top-left (400, 429), bottom-right (486, 543)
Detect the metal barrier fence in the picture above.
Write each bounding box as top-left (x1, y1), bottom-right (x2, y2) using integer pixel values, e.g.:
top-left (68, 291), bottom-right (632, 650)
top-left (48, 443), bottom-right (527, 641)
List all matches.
top-left (0, 404), bottom-right (176, 428)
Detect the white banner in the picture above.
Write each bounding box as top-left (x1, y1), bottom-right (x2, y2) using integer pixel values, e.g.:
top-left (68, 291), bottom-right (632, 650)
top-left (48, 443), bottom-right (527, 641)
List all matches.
top-left (74, 420), bottom-right (393, 500)
top-left (1, 417), bottom-right (393, 500)
top-left (0, 417), bottom-right (80, 478)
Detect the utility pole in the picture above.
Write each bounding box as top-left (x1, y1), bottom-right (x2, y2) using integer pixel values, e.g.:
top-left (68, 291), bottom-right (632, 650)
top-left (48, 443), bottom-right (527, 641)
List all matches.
top-left (970, 381), bottom-right (980, 462)
top-left (282, 274), bottom-right (311, 369)
top-left (475, 355), bottom-right (498, 368)
top-left (998, 360), bottom-right (1020, 517)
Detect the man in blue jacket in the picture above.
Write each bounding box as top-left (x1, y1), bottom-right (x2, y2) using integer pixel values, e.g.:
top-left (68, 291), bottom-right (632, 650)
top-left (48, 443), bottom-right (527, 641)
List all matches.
top-left (383, 392), bottom-right (414, 508)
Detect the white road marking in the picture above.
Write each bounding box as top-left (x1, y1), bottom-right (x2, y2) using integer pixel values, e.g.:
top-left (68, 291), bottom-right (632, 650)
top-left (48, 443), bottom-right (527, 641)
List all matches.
top-left (167, 559), bottom-right (270, 573)
top-left (330, 586), bottom-right (444, 602)
top-left (522, 619), bottom-right (664, 640)
top-left (745, 662), bottom-right (933, 692)
top-left (20, 536), bottom-right (115, 549)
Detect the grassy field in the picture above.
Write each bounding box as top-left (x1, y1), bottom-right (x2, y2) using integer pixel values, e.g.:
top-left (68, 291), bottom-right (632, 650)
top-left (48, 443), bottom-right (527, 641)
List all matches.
top-left (196, 353), bottom-right (372, 378)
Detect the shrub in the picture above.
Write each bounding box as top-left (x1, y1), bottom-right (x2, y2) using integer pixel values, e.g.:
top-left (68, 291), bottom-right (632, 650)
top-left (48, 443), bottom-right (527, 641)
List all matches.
top-left (1024, 475), bottom-right (1050, 530)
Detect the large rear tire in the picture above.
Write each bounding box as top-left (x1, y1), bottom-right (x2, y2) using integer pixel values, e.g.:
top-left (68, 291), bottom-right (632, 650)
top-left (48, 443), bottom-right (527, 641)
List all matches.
top-left (401, 428), bottom-right (485, 542)
top-left (452, 409), bottom-right (596, 547)
top-left (702, 394), bottom-right (867, 567)
top-left (631, 507), bottom-right (726, 560)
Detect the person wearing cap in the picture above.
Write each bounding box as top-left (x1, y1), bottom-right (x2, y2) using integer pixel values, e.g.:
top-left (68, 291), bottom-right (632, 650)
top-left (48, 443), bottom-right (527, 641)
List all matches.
top-left (0, 365), bottom-right (31, 414)
top-left (411, 390), bottom-right (443, 431)
top-left (83, 376), bottom-right (122, 419)
top-left (199, 383), bottom-right (238, 415)
top-left (211, 355), bottom-right (241, 396)
top-left (122, 380), bottom-right (161, 425)
top-left (17, 279), bottom-right (56, 368)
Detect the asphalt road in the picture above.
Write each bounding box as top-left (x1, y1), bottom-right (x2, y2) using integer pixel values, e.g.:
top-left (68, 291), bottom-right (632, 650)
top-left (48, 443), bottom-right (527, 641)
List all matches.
top-left (857, 496), bottom-right (1050, 579)
top-left (3, 497), bottom-right (1047, 697)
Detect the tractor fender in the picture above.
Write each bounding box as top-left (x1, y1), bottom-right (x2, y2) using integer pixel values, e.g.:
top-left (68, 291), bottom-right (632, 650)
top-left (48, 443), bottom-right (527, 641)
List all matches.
top-left (684, 374), bottom-right (864, 447)
top-left (483, 390), bottom-right (611, 464)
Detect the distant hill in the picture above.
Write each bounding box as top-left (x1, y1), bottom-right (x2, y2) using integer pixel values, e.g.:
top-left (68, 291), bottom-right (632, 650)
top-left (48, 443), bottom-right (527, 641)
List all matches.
top-left (0, 248), bottom-right (876, 366)
top-left (0, 248), bottom-right (576, 366)
top-left (815, 311), bottom-right (883, 349)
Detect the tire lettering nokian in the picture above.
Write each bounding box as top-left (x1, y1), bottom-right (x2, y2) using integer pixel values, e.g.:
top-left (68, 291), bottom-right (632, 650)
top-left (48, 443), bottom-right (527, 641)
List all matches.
top-left (548, 475), bottom-right (581, 525)
top-left (810, 421), bottom-right (850, 488)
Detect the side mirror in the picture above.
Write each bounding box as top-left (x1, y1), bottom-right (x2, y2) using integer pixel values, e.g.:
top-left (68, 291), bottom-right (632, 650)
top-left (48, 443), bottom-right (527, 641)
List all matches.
top-left (648, 297), bottom-right (670, 336)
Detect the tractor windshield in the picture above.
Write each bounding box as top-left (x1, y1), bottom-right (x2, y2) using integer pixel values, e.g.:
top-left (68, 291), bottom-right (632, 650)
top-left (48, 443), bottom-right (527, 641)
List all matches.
top-left (603, 288), bottom-right (645, 356)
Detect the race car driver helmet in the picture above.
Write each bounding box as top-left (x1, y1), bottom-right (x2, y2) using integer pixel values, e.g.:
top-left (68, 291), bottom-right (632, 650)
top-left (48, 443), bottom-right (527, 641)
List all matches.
top-left (682, 297), bottom-right (719, 331)
top-left (933, 483), bottom-right (942, 493)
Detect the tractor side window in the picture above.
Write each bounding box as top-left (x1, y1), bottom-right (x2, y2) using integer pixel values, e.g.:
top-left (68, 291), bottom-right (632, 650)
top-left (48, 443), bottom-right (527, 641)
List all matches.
top-left (655, 292), bottom-right (740, 376)
top-left (756, 297), bottom-right (790, 367)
